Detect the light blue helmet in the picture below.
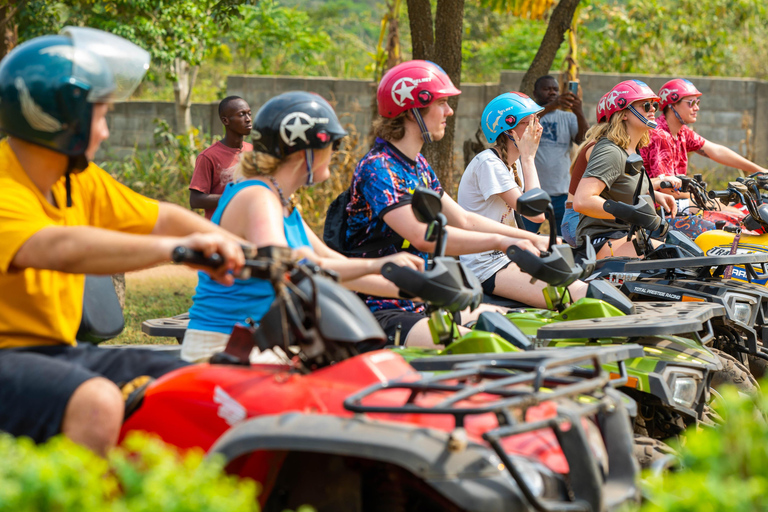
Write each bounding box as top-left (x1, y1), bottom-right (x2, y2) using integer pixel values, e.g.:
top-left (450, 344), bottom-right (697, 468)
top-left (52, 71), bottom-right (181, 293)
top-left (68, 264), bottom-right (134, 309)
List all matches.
top-left (481, 92), bottom-right (544, 144)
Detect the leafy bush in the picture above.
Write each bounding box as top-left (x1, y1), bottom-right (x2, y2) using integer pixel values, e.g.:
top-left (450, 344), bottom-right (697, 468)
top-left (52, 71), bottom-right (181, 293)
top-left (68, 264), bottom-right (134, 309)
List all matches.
top-left (100, 119), bottom-right (210, 208)
top-left (640, 386), bottom-right (768, 512)
top-left (0, 431), bottom-right (259, 512)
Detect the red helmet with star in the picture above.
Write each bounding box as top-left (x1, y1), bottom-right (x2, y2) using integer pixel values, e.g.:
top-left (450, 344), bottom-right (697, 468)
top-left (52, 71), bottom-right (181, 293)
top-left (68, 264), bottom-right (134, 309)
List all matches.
top-left (657, 79), bottom-right (702, 110)
top-left (377, 60), bottom-right (461, 118)
top-left (595, 79), bottom-right (660, 123)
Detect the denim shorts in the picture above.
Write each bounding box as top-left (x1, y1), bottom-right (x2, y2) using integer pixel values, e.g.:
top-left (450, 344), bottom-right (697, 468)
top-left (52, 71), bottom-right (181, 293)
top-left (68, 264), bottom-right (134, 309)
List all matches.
top-left (561, 207), bottom-right (580, 247)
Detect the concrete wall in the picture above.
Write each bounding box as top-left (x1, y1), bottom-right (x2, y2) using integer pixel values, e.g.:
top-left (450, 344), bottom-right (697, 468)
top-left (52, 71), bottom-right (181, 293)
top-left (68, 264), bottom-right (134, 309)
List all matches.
top-left (100, 72), bottom-right (768, 172)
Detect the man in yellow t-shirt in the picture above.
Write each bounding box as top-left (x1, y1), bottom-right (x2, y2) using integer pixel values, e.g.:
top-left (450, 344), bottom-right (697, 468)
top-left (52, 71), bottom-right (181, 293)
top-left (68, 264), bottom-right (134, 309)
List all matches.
top-left (0, 28), bottom-right (245, 456)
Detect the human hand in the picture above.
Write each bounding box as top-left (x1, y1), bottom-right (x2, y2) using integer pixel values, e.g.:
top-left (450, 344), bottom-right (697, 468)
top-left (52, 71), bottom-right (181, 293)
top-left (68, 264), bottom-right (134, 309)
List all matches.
top-left (512, 116), bottom-right (542, 161)
top-left (376, 252), bottom-right (425, 273)
top-left (656, 175), bottom-right (682, 191)
top-left (559, 92), bottom-right (582, 112)
top-left (501, 237), bottom-right (541, 256)
top-left (656, 192), bottom-right (678, 218)
top-left (176, 233), bottom-right (246, 285)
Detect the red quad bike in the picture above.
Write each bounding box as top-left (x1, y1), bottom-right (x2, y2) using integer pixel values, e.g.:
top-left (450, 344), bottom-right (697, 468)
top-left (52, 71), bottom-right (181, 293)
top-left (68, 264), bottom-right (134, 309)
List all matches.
top-left (119, 246), bottom-right (642, 512)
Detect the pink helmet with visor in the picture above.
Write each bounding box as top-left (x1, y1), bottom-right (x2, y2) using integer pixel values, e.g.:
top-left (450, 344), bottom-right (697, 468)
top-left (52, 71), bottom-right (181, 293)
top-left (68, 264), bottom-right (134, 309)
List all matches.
top-left (595, 80), bottom-right (661, 127)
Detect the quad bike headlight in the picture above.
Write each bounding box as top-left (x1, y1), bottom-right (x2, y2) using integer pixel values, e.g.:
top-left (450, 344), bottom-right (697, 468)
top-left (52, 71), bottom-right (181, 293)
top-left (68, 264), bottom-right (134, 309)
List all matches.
top-left (661, 367), bottom-right (703, 410)
top-left (724, 292), bottom-right (758, 325)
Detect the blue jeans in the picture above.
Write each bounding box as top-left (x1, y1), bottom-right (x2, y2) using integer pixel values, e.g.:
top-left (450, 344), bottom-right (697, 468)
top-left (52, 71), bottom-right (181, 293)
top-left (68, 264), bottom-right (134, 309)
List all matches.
top-left (561, 206), bottom-right (579, 247)
top-left (522, 194), bottom-right (566, 235)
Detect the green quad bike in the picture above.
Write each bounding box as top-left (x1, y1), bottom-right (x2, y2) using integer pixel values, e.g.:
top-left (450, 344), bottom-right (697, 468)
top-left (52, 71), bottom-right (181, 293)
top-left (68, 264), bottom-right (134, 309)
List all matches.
top-left (380, 188), bottom-right (728, 466)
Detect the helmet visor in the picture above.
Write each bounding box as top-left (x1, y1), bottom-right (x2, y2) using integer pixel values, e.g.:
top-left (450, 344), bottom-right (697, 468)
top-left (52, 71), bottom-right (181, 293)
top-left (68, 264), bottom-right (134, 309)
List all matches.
top-left (62, 26), bottom-right (150, 102)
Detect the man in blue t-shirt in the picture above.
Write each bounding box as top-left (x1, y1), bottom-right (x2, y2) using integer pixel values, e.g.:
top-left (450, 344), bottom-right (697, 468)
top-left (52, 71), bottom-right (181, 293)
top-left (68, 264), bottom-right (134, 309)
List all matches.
top-left (523, 75), bottom-right (589, 235)
top-left (345, 60), bottom-right (549, 346)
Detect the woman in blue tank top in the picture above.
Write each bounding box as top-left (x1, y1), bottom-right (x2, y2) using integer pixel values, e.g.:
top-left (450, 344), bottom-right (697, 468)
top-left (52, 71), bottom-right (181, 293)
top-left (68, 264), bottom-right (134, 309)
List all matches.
top-left (182, 92), bottom-right (424, 362)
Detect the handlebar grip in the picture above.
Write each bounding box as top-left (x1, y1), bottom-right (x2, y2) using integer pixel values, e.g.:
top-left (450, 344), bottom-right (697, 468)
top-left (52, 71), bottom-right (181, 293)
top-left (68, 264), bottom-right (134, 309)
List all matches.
top-left (708, 190), bottom-right (732, 199)
top-left (171, 247), bottom-right (224, 268)
top-left (660, 180), bottom-right (673, 189)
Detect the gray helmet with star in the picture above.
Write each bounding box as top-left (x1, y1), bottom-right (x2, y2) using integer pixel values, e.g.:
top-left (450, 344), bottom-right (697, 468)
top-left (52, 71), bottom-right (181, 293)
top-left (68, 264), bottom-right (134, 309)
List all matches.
top-left (251, 91), bottom-right (347, 159)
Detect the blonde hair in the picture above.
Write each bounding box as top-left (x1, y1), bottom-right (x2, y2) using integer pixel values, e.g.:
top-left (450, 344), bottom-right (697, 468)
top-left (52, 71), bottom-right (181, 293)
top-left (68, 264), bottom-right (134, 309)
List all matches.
top-left (494, 136), bottom-right (522, 187)
top-left (234, 150), bottom-right (283, 181)
top-left (570, 111), bottom-right (650, 173)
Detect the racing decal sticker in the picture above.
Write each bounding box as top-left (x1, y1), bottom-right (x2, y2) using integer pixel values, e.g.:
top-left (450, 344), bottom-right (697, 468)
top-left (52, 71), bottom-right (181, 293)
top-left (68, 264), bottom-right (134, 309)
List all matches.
top-left (279, 112), bottom-right (329, 146)
top-left (213, 386), bottom-right (247, 426)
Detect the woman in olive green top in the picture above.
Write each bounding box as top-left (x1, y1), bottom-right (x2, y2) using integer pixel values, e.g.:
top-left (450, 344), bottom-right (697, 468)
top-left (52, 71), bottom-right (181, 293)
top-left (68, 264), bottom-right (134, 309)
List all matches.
top-left (573, 80), bottom-right (677, 258)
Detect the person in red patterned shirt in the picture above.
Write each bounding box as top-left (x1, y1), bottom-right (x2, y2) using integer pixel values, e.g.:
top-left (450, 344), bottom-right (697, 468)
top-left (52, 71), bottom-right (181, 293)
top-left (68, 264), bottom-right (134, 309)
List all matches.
top-left (189, 96), bottom-right (254, 219)
top-left (641, 79), bottom-right (768, 179)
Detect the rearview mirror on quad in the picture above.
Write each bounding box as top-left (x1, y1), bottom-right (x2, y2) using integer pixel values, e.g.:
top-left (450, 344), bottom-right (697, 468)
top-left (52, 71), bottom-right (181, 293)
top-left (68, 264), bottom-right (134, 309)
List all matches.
top-left (515, 189), bottom-right (552, 218)
top-left (412, 188), bottom-right (442, 224)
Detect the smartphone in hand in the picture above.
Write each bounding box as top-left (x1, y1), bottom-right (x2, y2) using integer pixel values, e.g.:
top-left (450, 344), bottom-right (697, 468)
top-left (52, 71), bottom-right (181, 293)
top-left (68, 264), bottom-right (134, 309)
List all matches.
top-left (568, 81), bottom-right (579, 95)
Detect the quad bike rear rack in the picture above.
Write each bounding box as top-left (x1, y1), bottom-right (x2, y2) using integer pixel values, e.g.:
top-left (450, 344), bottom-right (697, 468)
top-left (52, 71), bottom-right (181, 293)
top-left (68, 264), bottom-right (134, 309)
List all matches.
top-left (535, 302), bottom-right (724, 342)
top-left (624, 254), bottom-right (768, 282)
top-left (344, 346), bottom-right (643, 512)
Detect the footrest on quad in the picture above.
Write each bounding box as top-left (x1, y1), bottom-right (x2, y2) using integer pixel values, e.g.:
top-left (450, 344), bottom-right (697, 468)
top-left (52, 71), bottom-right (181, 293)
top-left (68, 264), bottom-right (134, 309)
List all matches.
top-left (536, 302), bottom-right (725, 340)
top-left (624, 253), bottom-right (768, 272)
top-left (141, 312), bottom-right (189, 341)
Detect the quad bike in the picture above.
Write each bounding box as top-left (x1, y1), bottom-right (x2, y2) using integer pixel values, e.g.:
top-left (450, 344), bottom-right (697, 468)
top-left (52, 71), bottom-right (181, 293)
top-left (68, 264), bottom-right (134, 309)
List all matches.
top-left (376, 188), bottom-right (722, 466)
top-left (119, 245), bottom-right (642, 512)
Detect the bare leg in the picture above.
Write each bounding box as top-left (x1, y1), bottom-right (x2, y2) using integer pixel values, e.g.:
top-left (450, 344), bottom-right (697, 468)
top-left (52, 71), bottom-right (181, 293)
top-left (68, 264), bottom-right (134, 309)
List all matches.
top-left (61, 377), bottom-right (124, 457)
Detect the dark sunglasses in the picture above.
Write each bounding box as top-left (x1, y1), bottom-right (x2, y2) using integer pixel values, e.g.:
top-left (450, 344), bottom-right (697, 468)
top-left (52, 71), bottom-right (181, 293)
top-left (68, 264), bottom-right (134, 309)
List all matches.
top-left (641, 101), bottom-right (659, 113)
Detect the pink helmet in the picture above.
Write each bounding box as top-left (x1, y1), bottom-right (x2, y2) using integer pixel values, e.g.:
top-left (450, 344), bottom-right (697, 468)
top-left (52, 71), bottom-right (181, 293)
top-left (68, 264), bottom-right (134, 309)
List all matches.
top-left (595, 80), bottom-right (661, 123)
top-left (377, 60), bottom-right (461, 118)
top-left (658, 79), bottom-right (701, 110)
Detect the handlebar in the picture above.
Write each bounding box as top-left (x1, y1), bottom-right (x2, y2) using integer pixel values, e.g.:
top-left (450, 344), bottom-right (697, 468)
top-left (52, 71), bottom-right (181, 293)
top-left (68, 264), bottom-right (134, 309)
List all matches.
top-left (172, 247), bottom-right (224, 268)
top-left (659, 180), bottom-right (673, 189)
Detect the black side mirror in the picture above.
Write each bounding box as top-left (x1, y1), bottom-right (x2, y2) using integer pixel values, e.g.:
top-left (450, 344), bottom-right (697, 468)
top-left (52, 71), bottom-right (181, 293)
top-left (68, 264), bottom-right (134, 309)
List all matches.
top-left (515, 188), bottom-right (552, 218)
top-left (411, 187), bottom-right (442, 224)
top-left (625, 154), bottom-right (644, 176)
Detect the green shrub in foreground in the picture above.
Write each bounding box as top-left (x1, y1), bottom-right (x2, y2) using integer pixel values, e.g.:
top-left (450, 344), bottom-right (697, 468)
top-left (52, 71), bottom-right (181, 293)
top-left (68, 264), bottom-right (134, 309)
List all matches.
top-left (0, 431), bottom-right (259, 512)
top-left (641, 386), bottom-right (768, 512)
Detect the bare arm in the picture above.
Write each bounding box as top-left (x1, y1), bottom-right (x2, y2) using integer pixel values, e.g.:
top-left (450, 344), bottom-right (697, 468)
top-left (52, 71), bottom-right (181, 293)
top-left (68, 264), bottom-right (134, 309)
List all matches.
top-left (11, 227), bottom-right (243, 284)
top-left (573, 177), bottom-right (613, 219)
top-left (189, 189), bottom-right (222, 211)
top-left (698, 141), bottom-right (768, 174)
top-left (152, 202), bottom-right (245, 242)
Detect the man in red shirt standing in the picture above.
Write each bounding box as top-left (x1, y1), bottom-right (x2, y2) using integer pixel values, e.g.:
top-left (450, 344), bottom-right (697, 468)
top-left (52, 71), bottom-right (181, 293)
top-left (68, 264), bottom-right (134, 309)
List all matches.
top-left (641, 79), bottom-right (768, 179)
top-left (189, 96), bottom-right (253, 219)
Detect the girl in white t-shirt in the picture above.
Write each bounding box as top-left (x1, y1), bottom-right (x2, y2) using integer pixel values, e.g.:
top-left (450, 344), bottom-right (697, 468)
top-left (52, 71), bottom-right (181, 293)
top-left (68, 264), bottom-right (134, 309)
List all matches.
top-left (458, 92), bottom-right (588, 304)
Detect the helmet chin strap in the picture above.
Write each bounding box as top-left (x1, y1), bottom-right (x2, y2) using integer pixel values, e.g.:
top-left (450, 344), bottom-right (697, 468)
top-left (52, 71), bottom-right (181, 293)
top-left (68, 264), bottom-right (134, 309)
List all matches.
top-left (411, 108), bottom-right (433, 144)
top-left (505, 131), bottom-right (519, 149)
top-left (670, 105), bottom-right (687, 125)
top-left (64, 154), bottom-right (89, 207)
top-left (304, 148), bottom-right (314, 186)
top-left (627, 105), bottom-right (658, 129)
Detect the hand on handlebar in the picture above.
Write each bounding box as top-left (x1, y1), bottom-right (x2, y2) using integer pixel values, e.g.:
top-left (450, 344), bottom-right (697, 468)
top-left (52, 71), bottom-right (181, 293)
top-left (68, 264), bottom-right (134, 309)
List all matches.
top-left (375, 252), bottom-right (425, 273)
top-left (175, 233), bottom-right (245, 285)
top-left (502, 237), bottom-right (542, 256)
top-left (655, 175), bottom-right (682, 191)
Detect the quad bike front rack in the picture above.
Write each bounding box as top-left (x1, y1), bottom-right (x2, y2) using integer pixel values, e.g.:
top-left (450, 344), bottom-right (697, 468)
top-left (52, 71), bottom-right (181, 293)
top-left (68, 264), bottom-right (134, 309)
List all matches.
top-left (344, 346), bottom-right (643, 512)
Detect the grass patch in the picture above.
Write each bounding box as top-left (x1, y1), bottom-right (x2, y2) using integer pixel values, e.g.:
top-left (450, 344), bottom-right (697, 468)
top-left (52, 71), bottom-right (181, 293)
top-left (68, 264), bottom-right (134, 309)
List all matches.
top-left (105, 266), bottom-right (196, 346)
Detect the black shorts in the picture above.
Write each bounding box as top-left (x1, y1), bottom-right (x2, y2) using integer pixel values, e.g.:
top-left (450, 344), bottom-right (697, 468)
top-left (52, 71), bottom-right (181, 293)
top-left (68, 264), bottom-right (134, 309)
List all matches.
top-left (365, 309), bottom-right (428, 351)
top-left (0, 344), bottom-right (188, 443)
top-left (481, 261), bottom-right (513, 296)
top-left (576, 231), bottom-right (629, 258)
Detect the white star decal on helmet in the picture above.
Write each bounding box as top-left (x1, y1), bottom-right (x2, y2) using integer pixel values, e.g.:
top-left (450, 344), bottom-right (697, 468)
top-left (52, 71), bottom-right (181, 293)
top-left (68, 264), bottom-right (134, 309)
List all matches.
top-left (391, 77), bottom-right (418, 107)
top-left (280, 112), bottom-right (313, 146)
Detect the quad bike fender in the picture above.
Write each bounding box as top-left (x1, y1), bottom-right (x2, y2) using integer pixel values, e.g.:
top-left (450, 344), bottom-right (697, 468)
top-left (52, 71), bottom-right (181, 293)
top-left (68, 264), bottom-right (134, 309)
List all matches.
top-left (209, 413), bottom-right (533, 512)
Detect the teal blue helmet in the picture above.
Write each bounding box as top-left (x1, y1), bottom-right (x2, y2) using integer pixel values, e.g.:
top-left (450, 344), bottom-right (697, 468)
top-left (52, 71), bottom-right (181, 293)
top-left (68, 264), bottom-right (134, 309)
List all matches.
top-left (0, 27), bottom-right (149, 157)
top-left (481, 92), bottom-right (544, 144)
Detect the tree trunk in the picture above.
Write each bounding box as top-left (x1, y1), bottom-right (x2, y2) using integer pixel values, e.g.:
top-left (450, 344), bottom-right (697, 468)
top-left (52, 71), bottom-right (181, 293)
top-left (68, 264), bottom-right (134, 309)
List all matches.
top-left (407, 0), bottom-right (464, 195)
top-left (0, 3), bottom-right (19, 59)
top-left (172, 58), bottom-right (198, 136)
top-left (518, 0), bottom-right (581, 96)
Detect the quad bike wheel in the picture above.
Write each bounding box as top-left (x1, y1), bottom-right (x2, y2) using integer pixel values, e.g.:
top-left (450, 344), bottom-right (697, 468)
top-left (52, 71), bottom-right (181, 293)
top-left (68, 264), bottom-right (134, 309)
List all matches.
top-left (633, 435), bottom-right (677, 470)
top-left (710, 348), bottom-right (759, 394)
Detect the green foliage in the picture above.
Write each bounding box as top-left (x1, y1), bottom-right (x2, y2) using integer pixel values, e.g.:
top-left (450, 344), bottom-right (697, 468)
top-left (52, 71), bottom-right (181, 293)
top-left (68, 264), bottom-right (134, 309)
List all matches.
top-left (229, 1), bottom-right (330, 75)
top-left (580, 0), bottom-right (768, 78)
top-left (640, 386), bottom-right (768, 512)
top-left (100, 119), bottom-right (210, 207)
top-left (0, 431), bottom-right (259, 511)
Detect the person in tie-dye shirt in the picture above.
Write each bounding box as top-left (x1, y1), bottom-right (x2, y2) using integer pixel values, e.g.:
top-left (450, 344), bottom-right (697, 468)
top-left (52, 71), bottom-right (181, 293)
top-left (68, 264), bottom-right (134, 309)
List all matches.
top-left (345, 60), bottom-right (552, 346)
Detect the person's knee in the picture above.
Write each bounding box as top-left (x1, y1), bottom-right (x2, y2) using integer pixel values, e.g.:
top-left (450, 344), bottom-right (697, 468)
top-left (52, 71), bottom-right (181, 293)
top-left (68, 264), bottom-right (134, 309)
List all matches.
top-left (62, 377), bottom-right (124, 456)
